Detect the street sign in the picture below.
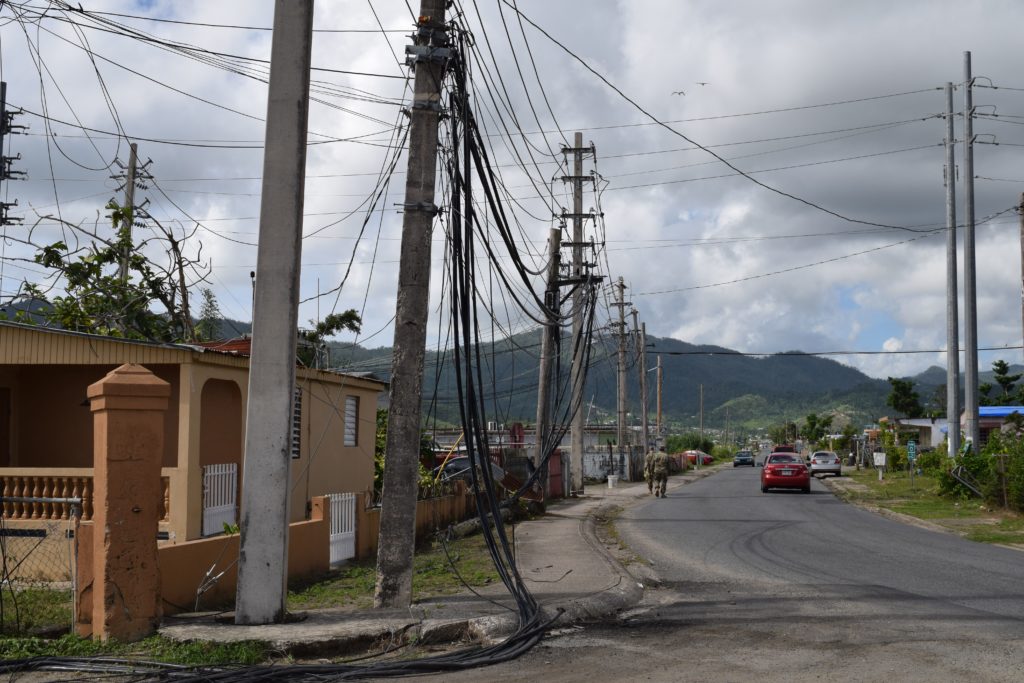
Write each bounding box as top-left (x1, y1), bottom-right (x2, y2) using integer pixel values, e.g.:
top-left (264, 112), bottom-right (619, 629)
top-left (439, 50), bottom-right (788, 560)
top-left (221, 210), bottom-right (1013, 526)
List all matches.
top-left (872, 451), bottom-right (886, 467)
top-left (907, 440), bottom-right (917, 462)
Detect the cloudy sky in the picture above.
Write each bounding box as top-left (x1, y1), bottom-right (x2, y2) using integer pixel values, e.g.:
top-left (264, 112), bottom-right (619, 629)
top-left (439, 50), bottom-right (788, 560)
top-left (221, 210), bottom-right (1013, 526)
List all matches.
top-left (1, 0), bottom-right (1023, 380)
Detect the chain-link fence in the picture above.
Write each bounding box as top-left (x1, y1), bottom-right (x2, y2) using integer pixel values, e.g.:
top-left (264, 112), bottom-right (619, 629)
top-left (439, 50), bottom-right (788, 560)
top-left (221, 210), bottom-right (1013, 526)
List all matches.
top-left (0, 497), bottom-right (80, 636)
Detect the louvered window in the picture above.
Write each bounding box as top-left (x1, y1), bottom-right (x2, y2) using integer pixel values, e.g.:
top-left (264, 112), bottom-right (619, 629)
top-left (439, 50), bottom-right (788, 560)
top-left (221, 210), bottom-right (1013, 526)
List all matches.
top-left (344, 395), bottom-right (359, 447)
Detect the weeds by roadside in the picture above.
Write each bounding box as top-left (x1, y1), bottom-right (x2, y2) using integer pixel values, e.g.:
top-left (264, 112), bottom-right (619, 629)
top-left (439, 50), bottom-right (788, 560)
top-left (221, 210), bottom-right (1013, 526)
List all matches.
top-left (830, 467), bottom-right (1024, 546)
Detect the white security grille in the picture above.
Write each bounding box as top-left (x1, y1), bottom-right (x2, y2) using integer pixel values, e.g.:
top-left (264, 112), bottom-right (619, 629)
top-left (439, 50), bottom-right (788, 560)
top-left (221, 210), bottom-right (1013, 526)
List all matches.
top-left (327, 492), bottom-right (356, 565)
top-left (202, 463), bottom-right (238, 536)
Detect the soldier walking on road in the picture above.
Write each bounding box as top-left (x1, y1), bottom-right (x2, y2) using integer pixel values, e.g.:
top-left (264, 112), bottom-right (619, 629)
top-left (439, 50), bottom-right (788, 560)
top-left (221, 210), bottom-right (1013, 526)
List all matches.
top-left (653, 446), bottom-right (670, 498)
top-left (644, 448), bottom-right (657, 494)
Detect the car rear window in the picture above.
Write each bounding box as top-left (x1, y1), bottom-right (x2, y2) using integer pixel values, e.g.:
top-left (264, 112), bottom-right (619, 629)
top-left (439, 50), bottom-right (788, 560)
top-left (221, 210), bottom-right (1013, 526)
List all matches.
top-left (769, 454), bottom-right (798, 463)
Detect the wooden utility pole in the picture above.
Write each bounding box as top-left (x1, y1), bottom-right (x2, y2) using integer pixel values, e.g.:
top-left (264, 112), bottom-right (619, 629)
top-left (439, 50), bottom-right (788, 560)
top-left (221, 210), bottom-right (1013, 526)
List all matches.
top-left (534, 225), bottom-right (562, 499)
top-left (375, 0), bottom-right (448, 609)
top-left (235, 0), bottom-right (314, 625)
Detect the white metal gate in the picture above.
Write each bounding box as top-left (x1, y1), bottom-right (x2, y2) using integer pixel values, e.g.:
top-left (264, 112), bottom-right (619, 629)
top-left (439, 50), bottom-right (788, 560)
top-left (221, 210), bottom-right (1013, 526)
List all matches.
top-left (202, 463), bottom-right (238, 536)
top-left (328, 493), bottom-right (356, 565)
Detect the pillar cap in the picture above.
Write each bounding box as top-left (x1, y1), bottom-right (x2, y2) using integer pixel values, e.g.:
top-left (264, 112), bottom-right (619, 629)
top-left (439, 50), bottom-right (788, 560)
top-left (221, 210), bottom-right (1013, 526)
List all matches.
top-left (87, 363), bottom-right (171, 407)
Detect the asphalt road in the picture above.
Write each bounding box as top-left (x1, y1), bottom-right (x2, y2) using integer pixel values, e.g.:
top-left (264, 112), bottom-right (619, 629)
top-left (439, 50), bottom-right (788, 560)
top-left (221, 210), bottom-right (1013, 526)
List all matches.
top-left (421, 467), bottom-right (1024, 682)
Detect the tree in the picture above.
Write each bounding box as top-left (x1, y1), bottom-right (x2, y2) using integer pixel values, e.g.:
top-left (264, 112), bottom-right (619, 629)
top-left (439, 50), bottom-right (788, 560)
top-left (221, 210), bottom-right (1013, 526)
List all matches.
top-left (297, 311), bottom-right (362, 368)
top-left (991, 360), bottom-right (1021, 406)
top-left (800, 413), bottom-right (833, 446)
top-left (886, 377), bottom-right (923, 418)
top-left (195, 288), bottom-right (223, 341)
top-left (10, 201), bottom-right (208, 342)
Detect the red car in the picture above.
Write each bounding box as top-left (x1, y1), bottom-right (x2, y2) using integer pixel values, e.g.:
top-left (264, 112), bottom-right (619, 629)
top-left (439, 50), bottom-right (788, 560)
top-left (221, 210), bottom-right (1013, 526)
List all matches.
top-left (684, 450), bottom-right (713, 466)
top-left (761, 452), bottom-right (810, 493)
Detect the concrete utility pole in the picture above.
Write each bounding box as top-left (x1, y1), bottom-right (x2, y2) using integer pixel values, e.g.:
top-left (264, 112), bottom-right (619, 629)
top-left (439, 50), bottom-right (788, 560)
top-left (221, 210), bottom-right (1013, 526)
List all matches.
top-left (118, 142), bottom-right (138, 286)
top-left (636, 316), bottom-right (650, 458)
top-left (962, 51), bottom-right (980, 449)
top-left (562, 132), bottom-right (595, 494)
top-left (698, 383), bottom-right (704, 470)
top-left (1019, 191), bottom-right (1024, 364)
top-left (656, 355), bottom-right (663, 446)
top-left (944, 82), bottom-right (961, 459)
top-left (235, 0), bottom-right (314, 626)
top-left (534, 225), bottom-right (562, 499)
top-left (614, 278), bottom-right (629, 471)
top-left (375, 0), bottom-right (448, 608)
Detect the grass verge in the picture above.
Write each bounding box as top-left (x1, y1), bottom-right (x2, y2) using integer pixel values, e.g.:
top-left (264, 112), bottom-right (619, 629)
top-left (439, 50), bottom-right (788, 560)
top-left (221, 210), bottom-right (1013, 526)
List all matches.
top-left (0, 633), bottom-right (270, 664)
top-left (832, 467), bottom-right (1024, 545)
top-left (287, 532), bottom-right (500, 611)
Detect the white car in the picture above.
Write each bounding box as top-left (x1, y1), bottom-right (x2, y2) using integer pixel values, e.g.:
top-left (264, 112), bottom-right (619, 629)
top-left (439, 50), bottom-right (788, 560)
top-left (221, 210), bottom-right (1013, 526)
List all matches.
top-left (808, 450), bottom-right (842, 477)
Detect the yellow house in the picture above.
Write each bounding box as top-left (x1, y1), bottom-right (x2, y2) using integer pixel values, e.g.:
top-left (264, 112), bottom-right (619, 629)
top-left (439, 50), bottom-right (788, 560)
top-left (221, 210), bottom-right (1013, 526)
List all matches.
top-left (0, 321), bottom-right (384, 544)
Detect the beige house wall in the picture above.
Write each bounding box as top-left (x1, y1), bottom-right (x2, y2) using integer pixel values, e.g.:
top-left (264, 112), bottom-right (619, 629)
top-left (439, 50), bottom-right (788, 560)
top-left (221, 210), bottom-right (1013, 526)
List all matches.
top-left (0, 323), bottom-right (384, 542)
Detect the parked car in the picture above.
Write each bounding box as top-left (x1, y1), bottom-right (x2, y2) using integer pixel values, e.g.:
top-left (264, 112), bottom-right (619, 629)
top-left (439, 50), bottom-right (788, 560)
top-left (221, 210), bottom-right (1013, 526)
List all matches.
top-left (809, 450), bottom-right (842, 477)
top-left (732, 450), bottom-right (755, 467)
top-left (432, 456), bottom-right (506, 485)
top-left (684, 450), bottom-right (714, 466)
top-left (761, 453), bottom-right (810, 493)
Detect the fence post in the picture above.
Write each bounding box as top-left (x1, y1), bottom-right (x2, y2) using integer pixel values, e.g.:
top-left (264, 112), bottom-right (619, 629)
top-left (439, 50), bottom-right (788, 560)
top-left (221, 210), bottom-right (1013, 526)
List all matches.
top-left (85, 364), bottom-right (170, 642)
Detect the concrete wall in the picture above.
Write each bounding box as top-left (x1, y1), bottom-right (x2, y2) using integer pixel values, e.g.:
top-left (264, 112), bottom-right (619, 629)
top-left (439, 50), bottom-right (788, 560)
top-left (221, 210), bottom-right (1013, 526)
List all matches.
top-left (76, 496), bottom-right (332, 628)
top-left (354, 484), bottom-right (472, 560)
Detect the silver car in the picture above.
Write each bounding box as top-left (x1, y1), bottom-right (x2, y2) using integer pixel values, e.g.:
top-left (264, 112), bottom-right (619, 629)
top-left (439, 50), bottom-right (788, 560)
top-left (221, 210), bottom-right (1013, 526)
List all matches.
top-left (809, 450), bottom-right (842, 477)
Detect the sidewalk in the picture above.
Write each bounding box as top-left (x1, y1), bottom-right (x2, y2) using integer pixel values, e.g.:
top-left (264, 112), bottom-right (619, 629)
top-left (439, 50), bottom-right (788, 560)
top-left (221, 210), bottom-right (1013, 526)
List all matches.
top-left (159, 465), bottom-right (724, 657)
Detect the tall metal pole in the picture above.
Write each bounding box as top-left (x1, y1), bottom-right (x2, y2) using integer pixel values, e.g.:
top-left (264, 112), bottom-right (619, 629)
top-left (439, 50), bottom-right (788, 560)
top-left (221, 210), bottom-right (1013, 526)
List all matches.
top-left (1019, 191), bottom-right (1024, 364)
top-left (944, 82), bottom-right (962, 459)
top-left (118, 142), bottom-right (138, 285)
top-left (235, 0), bottom-right (314, 625)
top-left (375, 0), bottom-right (447, 608)
top-left (615, 278), bottom-right (628, 469)
top-left (534, 225), bottom-right (561, 499)
top-left (569, 132), bottom-right (585, 493)
top-left (962, 52), bottom-right (980, 449)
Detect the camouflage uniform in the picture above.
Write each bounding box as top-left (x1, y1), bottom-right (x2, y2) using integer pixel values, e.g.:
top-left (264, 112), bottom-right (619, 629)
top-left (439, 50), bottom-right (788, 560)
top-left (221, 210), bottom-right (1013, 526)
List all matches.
top-left (644, 450), bottom-right (657, 494)
top-left (652, 449), bottom-right (670, 498)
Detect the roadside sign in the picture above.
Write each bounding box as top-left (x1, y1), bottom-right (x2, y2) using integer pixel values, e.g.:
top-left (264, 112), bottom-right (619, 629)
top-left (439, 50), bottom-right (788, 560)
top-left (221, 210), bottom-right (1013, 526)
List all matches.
top-left (907, 440), bottom-right (917, 462)
top-left (872, 452), bottom-right (886, 467)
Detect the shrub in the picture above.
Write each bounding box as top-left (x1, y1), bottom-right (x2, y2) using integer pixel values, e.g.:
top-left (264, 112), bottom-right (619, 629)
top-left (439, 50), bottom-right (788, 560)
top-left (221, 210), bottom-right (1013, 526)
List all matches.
top-left (915, 447), bottom-right (945, 475)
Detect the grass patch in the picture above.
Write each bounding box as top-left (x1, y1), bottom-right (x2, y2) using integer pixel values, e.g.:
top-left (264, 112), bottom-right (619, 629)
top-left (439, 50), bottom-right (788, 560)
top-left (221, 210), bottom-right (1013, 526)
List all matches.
top-left (964, 517), bottom-right (1024, 545)
top-left (0, 633), bottom-right (269, 664)
top-left (838, 466), bottom-right (1024, 543)
top-left (0, 587), bottom-right (72, 636)
top-left (287, 533), bottom-right (499, 611)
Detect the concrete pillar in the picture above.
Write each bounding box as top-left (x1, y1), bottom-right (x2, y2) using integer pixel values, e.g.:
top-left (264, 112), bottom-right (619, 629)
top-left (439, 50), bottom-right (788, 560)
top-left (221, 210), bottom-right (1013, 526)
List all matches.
top-left (87, 363), bottom-right (170, 642)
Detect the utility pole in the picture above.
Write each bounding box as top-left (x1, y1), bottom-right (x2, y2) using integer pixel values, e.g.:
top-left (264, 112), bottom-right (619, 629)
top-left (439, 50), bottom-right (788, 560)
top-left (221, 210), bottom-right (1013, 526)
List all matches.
top-left (636, 317), bottom-right (650, 458)
top-left (698, 383), bottom-right (704, 469)
top-left (944, 82), bottom-right (961, 459)
top-left (235, 0), bottom-right (314, 626)
top-left (614, 277), bottom-right (629, 474)
top-left (375, 0), bottom-right (448, 608)
top-left (1019, 191), bottom-right (1024, 364)
top-left (562, 132), bottom-right (595, 494)
top-left (962, 51), bottom-right (980, 450)
top-left (118, 143), bottom-right (138, 285)
top-left (0, 81), bottom-right (26, 229)
top-left (656, 355), bottom-right (663, 446)
top-left (534, 224), bottom-right (562, 499)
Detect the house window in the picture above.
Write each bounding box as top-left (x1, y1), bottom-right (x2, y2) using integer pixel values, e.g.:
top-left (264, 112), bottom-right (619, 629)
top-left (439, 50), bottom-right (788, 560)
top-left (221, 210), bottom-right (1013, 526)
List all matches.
top-left (291, 386), bottom-right (302, 459)
top-left (344, 395), bottom-right (359, 447)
